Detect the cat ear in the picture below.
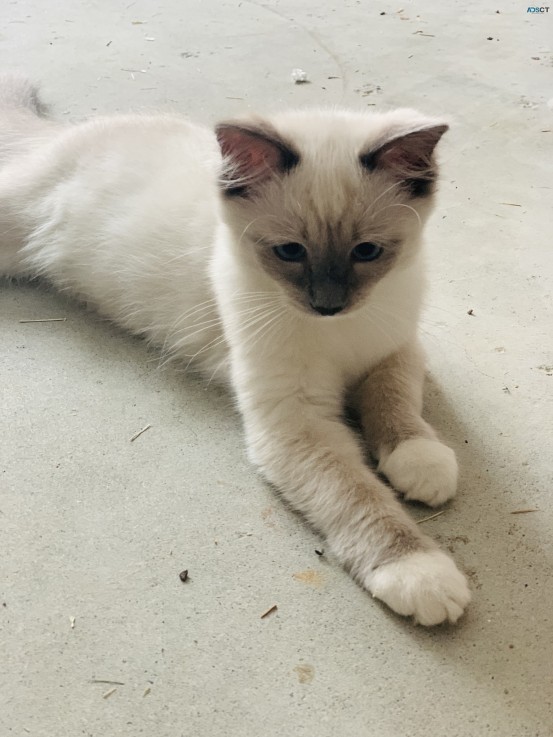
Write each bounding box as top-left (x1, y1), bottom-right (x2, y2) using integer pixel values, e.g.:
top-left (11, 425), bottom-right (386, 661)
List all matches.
top-left (215, 122), bottom-right (300, 196)
top-left (360, 123), bottom-right (448, 197)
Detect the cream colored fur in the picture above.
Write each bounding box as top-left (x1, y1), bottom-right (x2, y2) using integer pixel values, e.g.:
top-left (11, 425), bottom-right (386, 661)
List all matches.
top-left (0, 77), bottom-right (470, 625)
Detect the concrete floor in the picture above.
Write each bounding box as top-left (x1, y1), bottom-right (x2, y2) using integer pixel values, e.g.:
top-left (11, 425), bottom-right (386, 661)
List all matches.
top-left (2, 1), bottom-right (552, 735)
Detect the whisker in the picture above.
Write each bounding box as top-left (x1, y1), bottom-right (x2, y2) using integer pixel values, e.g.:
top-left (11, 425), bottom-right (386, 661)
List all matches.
top-left (369, 301), bottom-right (452, 345)
top-left (157, 291), bottom-right (284, 364)
top-left (370, 301), bottom-right (444, 331)
top-left (365, 180), bottom-right (404, 214)
top-left (238, 217), bottom-right (265, 245)
top-left (241, 310), bottom-right (284, 356)
top-left (364, 310), bottom-right (403, 353)
top-left (162, 245), bottom-right (215, 264)
top-left (205, 307), bottom-right (285, 387)
top-left (182, 304), bottom-right (283, 370)
top-left (369, 301), bottom-right (468, 353)
top-left (164, 291), bottom-right (277, 337)
top-left (205, 356), bottom-right (230, 388)
top-left (373, 202), bottom-right (422, 227)
top-left (167, 300), bottom-right (282, 352)
top-left (421, 300), bottom-right (467, 318)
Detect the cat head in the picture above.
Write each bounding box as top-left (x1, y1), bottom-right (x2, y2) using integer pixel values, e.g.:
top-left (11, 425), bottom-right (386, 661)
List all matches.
top-left (215, 109), bottom-right (448, 317)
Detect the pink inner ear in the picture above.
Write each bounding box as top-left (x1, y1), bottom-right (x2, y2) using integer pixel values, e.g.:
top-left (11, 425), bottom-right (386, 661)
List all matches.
top-left (372, 125), bottom-right (448, 177)
top-left (217, 127), bottom-right (283, 183)
top-left (378, 143), bottom-right (417, 171)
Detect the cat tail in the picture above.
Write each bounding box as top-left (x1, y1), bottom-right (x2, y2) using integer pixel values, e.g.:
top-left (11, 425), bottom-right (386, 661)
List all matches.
top-left (0, 74), bottom-right (59, 164)
top-left (0, 74), bottom-right (49, 117)
top-left (0, 75), bottom-right (60, 276)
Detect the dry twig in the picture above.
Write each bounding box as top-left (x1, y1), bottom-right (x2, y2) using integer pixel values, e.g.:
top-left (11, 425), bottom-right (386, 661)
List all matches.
top-left (260, 604), bottom-right (278, 619)
top-left (130, 424), bottom-right (151, 442)
top-left (19, 318), bottom-right (67, 323)
top-left (416, 510), bottom-right (446, 524)
top-left (510, 509), bottom-right (539, 515)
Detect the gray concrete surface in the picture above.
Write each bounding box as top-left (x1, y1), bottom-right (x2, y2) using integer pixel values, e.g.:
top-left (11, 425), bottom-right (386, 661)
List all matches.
top-left (1, 1), bottom-right (552, 735)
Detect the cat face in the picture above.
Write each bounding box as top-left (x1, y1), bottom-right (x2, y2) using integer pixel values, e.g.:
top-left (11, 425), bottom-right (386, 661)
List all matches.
top-left (216, 110), bottom-right (447, 317)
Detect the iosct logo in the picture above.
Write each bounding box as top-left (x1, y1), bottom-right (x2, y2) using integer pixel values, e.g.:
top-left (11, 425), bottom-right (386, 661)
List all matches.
top-left (527, 6), bottom-right (550, 11)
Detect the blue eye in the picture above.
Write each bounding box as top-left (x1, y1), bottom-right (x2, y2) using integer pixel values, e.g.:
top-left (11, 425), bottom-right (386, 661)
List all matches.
top-left (351, 242), bottom-right (383, 262)
top-left (273, 242), bottom-right (307, 262)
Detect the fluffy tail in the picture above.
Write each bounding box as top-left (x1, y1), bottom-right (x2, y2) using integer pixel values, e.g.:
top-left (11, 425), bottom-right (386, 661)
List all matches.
top-left (0, 76), bottom-right (60, 277)
top-left (0, 74), bottom-right (49, 116)
top-left (0, 74), bottom-right (58, 163)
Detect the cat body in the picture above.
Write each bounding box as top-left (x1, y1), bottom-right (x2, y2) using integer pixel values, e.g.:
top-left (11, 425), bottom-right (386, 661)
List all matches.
top-left (0, 111), bottom-right (230, 378)
top-left (0, 76), bottom-right (470, 625)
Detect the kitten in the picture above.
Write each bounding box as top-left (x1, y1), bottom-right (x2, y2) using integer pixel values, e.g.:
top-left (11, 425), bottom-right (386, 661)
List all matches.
top-left (0, 76), bottom-right (470, 625)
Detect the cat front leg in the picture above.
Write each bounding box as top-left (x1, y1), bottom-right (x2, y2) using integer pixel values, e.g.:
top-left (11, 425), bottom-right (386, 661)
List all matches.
top-left (241, 398), bottom-right (470, 625)
top-left (353, 342), bottom-right (459, 507)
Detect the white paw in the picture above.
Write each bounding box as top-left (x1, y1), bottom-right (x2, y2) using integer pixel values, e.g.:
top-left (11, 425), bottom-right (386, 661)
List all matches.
top-left (379, 438), bottom-right (458, 507)
top-left (366, 550), bottom-right (471, 626)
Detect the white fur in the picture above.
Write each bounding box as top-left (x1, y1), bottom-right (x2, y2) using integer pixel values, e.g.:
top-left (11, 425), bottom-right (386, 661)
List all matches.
top-left (0, 86), bottom-right (470, 625)
top-left (379, 438), bottom-right (459, 507)
top-left (0, 113), bottom-right (233, 378)
top-left (367, 550), bottom-right (471, 625)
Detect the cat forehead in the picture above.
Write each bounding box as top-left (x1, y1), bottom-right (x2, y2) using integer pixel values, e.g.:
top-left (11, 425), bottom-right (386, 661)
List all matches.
top-left (262, 147), bottom-right (395, 237)
top-left (285, 173), bottom-right (370, 240)
top-left (250, 175), bottom-right (397, 250)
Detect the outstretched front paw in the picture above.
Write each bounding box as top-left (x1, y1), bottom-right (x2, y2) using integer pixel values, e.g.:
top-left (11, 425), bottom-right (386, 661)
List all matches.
top-left (379, 438), bottom-right (458, 507)
top-left (366, 550), bottom-right (471, 626)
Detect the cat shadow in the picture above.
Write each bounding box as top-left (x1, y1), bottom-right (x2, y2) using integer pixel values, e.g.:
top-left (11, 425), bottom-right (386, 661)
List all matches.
top-left (1, 278), bottom-right (240, 454)
top-left (387, 373), bottom-right (553, 730)
top-left (291, 368), bottom-right (552, 729)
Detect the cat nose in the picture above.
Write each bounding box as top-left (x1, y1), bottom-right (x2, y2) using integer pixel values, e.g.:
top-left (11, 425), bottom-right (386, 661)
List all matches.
top-left (312, 305), bottom-right (344, 316)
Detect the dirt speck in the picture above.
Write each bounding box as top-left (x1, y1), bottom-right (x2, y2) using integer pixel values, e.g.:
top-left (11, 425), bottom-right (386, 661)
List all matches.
top-left (465, 567), bottom-right (482, 590)
top-left (261, 506), bottom-right (276, 527)
top-left (294, 663), bottom-right (315, 683)
top-left (447, 535), bottom-right (469, 553)
top-left (292, 569), bottom-right (325, 588)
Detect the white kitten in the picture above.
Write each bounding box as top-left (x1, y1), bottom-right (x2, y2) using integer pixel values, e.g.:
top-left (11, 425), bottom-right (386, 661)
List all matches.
top-left (0, 76), bottom-right (470, 625)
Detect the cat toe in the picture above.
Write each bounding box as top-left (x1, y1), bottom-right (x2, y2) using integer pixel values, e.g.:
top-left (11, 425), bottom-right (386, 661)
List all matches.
top-left (366, 550), bottom-right (471, 626)
top-left (378, 437), bottom-right (458, 507)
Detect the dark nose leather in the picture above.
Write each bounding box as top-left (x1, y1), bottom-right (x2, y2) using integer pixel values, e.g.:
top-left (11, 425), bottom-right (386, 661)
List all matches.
top-left (312, 305), bottom-right (343, 316)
